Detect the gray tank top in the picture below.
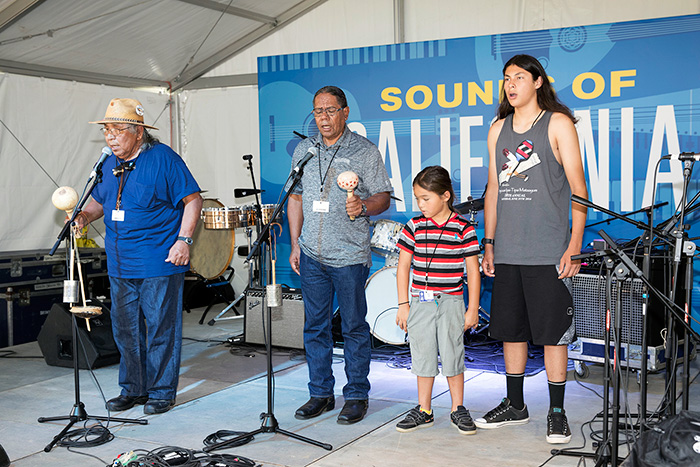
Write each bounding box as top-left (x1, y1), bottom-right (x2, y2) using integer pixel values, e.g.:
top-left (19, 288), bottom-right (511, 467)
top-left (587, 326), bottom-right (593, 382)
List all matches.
top-left (493, 111), bottom-right (571, 265)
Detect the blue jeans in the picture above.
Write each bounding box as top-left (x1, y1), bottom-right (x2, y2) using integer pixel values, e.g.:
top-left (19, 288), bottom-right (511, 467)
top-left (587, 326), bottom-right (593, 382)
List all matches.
top-left (300, 251), bottom-right (371, 400)
top-left (109, 273), bottom-right (184, 400)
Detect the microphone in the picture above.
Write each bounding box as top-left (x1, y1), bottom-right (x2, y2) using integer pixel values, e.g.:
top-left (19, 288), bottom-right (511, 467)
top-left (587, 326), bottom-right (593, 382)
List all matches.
top-left (234, 188), bottom-right (263, 198)
top-left (242, 154), bottom-right (253, 161)
top-left (89, 146), bottom-right (112, 179)
top-left (661, 152), bottom-right (700, 161)
top-left (293, 145), bottom-right (319, 173)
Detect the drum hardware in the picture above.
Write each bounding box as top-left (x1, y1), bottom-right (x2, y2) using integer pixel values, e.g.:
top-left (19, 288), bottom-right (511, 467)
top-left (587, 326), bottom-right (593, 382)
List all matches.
top-left (205, 154), bottom-right (277, 326)
top-left (453, 196), bottom-right (485, 226)
top-left (188, 199), bottom-right (238, 324)
top-left (370, 219), bottom-right (403, 258)
top-left (204, 225), bottom-right (256, 326)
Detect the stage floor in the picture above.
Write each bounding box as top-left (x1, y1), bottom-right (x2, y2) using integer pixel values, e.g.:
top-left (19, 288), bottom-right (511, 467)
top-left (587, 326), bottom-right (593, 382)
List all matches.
top-left (0, 303), bottom-right (698, 466)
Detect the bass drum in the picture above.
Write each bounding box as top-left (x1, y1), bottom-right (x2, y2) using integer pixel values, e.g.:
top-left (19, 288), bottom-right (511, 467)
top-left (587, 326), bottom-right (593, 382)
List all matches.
top-left (365, 266), bottom-right (407, 345)
top-left (190, 199), bottom-right (235, 280)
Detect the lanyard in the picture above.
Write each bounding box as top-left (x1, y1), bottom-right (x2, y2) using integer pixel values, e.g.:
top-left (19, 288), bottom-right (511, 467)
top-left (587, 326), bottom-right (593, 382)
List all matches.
top-left (423, 214), bottom-right (451, 288)
top-left (115, 169), bottom-right (132, 210)
top-left (318, 144), bottom-right (341, 193)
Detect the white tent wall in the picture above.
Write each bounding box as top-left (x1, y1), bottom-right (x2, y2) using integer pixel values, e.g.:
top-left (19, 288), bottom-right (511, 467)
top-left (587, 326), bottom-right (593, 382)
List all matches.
top-left (176, 86), bottom-right (259, 294)
top-left (0, 74), bottom-right (170, 251)
top-left (179, 0), bottom-right (700, 290)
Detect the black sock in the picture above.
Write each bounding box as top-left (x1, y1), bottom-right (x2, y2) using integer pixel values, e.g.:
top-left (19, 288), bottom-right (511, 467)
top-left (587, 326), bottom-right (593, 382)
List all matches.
top-left (548, 380), bottom-right (566, 410)
top-left (506, 373), bottom-right (525, 410)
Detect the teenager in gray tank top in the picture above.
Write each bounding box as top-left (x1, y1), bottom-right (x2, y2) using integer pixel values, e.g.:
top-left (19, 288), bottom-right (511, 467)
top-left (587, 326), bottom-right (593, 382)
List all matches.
top-left (478, 54), bottom-right (588, 445)
top-left (493, 111), bottom-right (571, 265)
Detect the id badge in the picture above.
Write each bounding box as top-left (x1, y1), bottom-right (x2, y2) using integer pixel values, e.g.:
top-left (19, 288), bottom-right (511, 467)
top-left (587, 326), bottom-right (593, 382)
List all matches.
top-left (313, 200), bottom-right (330, 213)
top-left (418, 290), bottom-right (434, 302)
top-left (112, 209), bottom-right (125, 222)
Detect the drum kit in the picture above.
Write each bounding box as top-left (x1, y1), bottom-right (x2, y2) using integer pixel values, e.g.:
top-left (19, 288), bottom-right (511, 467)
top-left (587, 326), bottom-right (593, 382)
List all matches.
top-left (364, 195), bottom-right (488, 346)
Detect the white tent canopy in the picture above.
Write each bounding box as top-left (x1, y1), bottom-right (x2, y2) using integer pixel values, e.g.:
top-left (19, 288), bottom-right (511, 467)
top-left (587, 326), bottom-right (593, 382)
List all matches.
top-left (1, 0), bottom-right (697, 292)
top-left (0, 0), bottom-right (326, 89)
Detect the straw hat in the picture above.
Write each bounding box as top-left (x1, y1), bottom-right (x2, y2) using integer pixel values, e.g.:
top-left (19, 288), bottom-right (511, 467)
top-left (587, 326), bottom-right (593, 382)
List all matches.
top-left (90, 98), bottom-right (158, 130)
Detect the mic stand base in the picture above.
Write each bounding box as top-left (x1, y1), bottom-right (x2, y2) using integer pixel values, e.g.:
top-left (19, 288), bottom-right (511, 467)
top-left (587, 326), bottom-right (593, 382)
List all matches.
top-left (38, 403), bottom-right (148, 452)
top-left (203, 412), bottom-right (332, 452)
top-left (551, 447), bottom-right (624, 467)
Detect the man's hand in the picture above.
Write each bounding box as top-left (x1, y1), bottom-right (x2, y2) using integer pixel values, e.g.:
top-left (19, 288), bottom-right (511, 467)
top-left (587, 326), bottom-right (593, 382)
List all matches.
top-left (165, 240), bottom-right (190, 266)
top-left (345, 193), bottom-right (363, 219)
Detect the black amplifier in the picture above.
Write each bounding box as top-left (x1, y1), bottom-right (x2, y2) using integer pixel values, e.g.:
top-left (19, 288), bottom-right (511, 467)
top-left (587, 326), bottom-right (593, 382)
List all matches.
top-left (0, 248), bottom-right (109, 348)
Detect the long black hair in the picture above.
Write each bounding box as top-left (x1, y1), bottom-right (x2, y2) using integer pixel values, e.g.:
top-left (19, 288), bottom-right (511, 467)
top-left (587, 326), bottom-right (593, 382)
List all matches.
top-left (496, 54), bottom-right (577, 123)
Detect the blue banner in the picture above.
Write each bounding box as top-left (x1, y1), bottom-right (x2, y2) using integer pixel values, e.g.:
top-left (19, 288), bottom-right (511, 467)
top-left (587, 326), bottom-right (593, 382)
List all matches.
top-left (258, 15), bottom-right (700, 330)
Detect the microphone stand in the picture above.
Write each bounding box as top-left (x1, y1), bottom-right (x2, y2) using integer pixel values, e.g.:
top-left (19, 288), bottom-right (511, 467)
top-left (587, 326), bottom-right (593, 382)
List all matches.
top-left (554, 247), bottom-right (624, 466)
top-left (203, 154), bottom-right (332, 453)
top-left (660, 159), bottom-right (694, 416)
top-left (571, 194), bottom-right (676, 431)
top-left (40, 165), bottom-right (146, 453)
top-left (206, 155), bottom-right (264, 325)
top-left (584, 201), bottom-right (667, 229)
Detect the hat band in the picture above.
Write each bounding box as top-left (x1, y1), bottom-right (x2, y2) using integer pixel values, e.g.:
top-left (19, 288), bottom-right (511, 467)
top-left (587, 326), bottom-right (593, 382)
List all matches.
top-left (103, 116), bottom-right (144, 124)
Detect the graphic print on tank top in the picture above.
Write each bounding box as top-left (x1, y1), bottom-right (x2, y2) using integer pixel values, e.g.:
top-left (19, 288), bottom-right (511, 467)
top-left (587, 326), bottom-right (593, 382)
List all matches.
top-left (498, 139), bottom-right (542, 185)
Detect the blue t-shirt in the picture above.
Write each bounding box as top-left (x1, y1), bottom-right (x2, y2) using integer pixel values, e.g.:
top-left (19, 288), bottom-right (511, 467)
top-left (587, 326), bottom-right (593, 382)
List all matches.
top-left (92, 143), bottom-right (200, 278)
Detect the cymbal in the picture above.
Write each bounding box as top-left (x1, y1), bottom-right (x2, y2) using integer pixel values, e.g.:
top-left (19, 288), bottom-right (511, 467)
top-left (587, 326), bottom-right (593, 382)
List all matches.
top-left (454, 197), bottom-right (485, 214)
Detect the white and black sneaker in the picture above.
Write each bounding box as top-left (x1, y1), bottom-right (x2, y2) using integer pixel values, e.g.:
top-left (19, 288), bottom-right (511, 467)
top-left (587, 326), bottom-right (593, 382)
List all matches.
top-left (396, 405), bottom-right (434, 433)
top-left (474, 397), bottom-right (530, 429)
top-left (546, 407), bottom-right (572, 444)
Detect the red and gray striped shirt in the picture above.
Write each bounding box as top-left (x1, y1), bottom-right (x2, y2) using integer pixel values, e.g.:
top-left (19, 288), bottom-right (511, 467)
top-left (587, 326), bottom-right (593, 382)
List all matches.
top-left (397, 213), bottom-right (479, 296)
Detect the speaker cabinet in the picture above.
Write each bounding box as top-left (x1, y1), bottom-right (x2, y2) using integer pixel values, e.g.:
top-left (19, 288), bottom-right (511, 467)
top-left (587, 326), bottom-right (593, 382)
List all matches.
top-left (37, 302), bottom-right (120, 369)
top-left (571, 271), bottom-right (691, 371)
top-left (244, 288), bottom-right (305, 350)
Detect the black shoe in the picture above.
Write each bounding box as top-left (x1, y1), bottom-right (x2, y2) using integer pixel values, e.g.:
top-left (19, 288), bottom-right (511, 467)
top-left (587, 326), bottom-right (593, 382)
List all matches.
top-left (396, 405), bottom-right (434, 432)
top-left (337, 399), bottom-right (368, 425)
top-left (295, 396), bottom-right (335, 420)
top-left (143, 399), bottom-right (175, 414)
top-left (105, 395), bottom-right (148, 412)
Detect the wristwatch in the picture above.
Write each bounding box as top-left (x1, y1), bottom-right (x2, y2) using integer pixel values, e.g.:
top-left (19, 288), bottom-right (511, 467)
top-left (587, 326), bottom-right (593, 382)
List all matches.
top-left (360, 202), bottom-right (368, 216)
top-left (177, 236), bottom-right (193, 245)
top-left (481, 238), bottom-right (494, 247)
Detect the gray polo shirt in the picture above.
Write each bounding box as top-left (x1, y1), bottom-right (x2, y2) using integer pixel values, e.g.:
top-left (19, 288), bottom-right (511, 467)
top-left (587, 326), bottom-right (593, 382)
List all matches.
top-left (288, 127), bottom-right (392, 268)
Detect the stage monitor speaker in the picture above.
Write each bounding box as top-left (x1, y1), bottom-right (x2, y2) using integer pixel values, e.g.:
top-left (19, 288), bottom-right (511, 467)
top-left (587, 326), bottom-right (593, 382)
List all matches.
top-left (37, 302), bottom-right (120, 369)
top-left (244, 288), bottom-right (305, 350)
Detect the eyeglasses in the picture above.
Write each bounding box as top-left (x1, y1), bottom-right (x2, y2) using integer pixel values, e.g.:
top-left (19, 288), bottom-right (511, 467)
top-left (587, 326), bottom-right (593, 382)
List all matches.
top-left (312, 106), bottom-right (345, 117)
top-left (100, 126), bottom-right (133, 136)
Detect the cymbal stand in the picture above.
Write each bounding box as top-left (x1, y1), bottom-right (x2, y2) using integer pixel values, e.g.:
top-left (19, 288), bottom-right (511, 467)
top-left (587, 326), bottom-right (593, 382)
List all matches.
top-left (41, 169), bottom-right (146, 452)
top-left (203, 152), bottom-right (331, 453)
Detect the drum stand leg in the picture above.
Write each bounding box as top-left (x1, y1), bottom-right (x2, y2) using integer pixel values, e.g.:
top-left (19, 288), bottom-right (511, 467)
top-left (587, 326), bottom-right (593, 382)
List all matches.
top-left (206, 289), bottom-right (246, 326)
top-left (199, 268), bottom-right (237, 324)
top-left (207, 228), bottom-right (256, 326)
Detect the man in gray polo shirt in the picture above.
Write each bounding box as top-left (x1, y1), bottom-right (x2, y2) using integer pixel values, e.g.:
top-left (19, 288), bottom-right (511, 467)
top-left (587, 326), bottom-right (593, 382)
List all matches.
top-left (288, 85), bottom-right (392, 424)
